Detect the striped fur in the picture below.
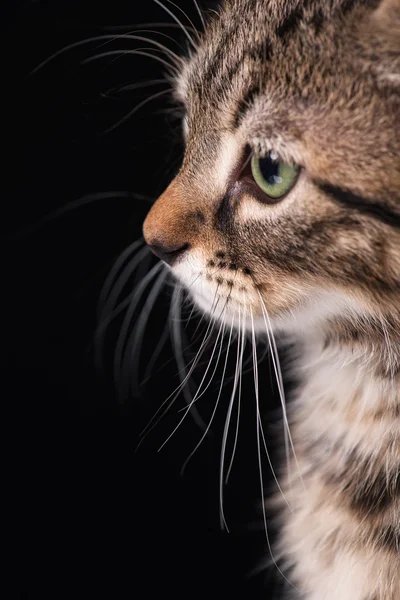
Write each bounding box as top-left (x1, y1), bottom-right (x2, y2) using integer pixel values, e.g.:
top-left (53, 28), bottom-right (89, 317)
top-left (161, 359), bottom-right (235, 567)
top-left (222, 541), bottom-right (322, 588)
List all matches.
top-left (143, 1), bottom-right (400, 597)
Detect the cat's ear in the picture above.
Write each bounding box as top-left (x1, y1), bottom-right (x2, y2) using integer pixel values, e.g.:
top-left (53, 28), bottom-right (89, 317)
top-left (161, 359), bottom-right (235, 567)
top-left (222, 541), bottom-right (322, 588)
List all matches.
top-left (361, 0), bottom-right (400, 87)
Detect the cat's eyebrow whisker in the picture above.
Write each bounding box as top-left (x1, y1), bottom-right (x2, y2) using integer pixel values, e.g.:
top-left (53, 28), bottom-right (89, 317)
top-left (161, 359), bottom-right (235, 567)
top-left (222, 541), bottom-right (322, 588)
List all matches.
top-left (152, 0), bottom-right (198, 48)
top-left (219, 307), bottom-right (243, 532)
top-left (103, 78), bottom-right (170, 98)
top-left (81, 49), bottom-right (179, 78)
top-left (250, 311), bottom-right (298, 591)
top-left (89, 32), bottom-right (185, 65)
top-left (30, 32), bottom-right (184, 76)
top-left (258, 291), bottom-right (306, 495)
top-left (158, 315), bottom-right (226, 451)
top-left (79, 22), bottom-right (197, 34)
top-left (192, 0), bottom-right (206, 32)
top-left (163, 0), bottom-right (201, 41)
top-left (180, 315), bottom-right (234, 475)
top-left (102, 88), bottom-right (173, 135)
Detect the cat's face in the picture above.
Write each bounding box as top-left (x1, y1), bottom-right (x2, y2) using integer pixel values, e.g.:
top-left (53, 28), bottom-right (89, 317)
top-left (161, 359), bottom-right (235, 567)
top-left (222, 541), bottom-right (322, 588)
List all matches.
top-left (143, 0), bottom-right (400, 334)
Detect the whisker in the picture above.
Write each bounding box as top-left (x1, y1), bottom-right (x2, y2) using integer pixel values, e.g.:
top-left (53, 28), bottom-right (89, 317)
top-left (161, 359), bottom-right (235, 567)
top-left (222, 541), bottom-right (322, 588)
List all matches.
top-left (169, 286), bottom-right (207, 430)
top-left (98, 245), bottom-right (153, 327)
top-left (219, 307), bottom-right (243, 532)
top-left (164, 0), bottom-right (201, 41)
top-left (225, 312), bottom-right (246, 483)
top-left (72, 22), bottom-right (197, 33)
top-left (177, 314), bottom-right (228, 411)
top-left (250, 313), bottom-right (293, 513)
top-left (104, 78), bottom-right (168, 96)
top-left (94, 245), bottom-right (152, 371)
top-left (97, 239), bottom-right (146, 321)
top-left (250, 311), bottom-right (298, 591)
top-left (158, 314), bottom-right (226, 451)
top-left (92, 33), bottom-right (185, 66)
top-left (30, 32), bottom-right (184, 76)
top-left (124, 268), bottom-right (170, 400)
top-left (105, 88), bottom-right (173, 135)
top-left (113, 261), bottom-right (165, 400)
top-left (258, 291), bottom-right (306, 494)
top-left (81, 49), bottom-right (179, 77)
top-left (180, 316), bottom-right (234, 475)
top-left (137, 294), bottom-right (222, 444)
top-left (141, 320), bottom-right (171, 385)
top-left (193, 0), bottom-right (206, 31)
top-left (152, 0), bottom-right (197, 48)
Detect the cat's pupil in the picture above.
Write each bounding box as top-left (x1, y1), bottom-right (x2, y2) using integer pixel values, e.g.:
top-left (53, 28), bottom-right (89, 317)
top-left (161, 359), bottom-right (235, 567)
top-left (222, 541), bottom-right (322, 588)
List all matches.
top-left (259, 155), bottom-right (282, 185)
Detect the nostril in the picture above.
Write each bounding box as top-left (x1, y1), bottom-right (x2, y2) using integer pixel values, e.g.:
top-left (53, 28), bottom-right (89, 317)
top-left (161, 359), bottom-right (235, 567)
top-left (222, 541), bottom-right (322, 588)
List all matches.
top-left (148, 241), bottom-right (190, 265)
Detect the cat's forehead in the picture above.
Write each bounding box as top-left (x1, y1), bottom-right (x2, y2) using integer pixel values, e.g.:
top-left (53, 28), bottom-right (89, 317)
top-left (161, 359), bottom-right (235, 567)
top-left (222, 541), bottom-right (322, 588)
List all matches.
top-left (176, 0), bottom-right (379, 113)
top-left (175, 0), bottom-right (399, 197)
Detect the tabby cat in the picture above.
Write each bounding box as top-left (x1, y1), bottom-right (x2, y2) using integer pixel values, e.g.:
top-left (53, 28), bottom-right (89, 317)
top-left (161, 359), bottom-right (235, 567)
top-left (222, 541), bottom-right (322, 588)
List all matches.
top-left (142, 1), bottom-right (400, 598)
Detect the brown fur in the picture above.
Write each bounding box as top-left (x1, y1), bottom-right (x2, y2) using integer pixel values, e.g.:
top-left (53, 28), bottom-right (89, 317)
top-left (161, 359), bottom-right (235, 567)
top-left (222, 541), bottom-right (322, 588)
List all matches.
top-left (143, 1), bottom-right (400, 597)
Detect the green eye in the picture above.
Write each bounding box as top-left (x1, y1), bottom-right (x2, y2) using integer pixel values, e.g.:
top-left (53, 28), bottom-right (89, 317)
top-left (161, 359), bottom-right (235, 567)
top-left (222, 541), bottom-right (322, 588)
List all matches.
top-left (251, 152), bottom-right (300, 201)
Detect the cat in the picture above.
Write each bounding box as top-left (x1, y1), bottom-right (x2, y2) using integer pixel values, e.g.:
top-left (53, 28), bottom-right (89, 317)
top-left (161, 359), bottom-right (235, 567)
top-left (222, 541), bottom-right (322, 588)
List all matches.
top-left (142, 1), bottom-right (400, 598)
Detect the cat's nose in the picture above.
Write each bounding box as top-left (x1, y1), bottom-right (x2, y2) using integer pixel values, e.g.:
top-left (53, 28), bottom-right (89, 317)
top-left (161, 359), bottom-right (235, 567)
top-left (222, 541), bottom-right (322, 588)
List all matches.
top-left (148, 241), bottom-right (190, 266)
top-left (143, 176), bottom-right (200, 266)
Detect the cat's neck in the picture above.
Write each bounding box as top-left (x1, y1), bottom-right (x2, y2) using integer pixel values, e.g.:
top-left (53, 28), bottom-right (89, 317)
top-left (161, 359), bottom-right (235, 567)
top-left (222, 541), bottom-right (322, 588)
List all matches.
top-left (292, 326), bottom-right (400, 424)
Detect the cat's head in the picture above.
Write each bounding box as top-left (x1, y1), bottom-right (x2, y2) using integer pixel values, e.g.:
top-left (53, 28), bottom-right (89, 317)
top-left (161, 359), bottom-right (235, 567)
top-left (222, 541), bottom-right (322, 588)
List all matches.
top-left (143, 0), bottom-right (400, 338)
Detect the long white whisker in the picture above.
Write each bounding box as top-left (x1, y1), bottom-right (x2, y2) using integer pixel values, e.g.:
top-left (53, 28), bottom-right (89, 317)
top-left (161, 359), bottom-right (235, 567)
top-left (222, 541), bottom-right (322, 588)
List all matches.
top-left (158, 315), bottom-right (226, 451)
top-left (225, 311), bottom-right (246, 483)
top-left (250, 314), bottom-right (293, 513)
top-left (258, 291), bottom-right (306, 494)
top-left (137, 295), bottom-right (222, 442)
top-left (250, 311), bottom-right (298, 591)
top-left (180, 316), bottom-right (234, 475)
top-left (177, 318), bottom-right (227, 410)
top-left (219, 307), bottom-right (243, 532)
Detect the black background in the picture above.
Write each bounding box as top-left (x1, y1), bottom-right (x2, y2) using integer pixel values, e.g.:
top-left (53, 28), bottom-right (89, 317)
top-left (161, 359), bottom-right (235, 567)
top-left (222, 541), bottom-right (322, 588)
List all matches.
top-left (4, 2), bottom-right (283, 597)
